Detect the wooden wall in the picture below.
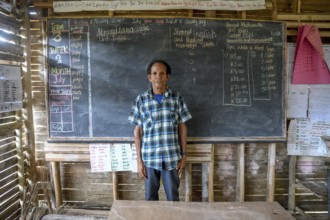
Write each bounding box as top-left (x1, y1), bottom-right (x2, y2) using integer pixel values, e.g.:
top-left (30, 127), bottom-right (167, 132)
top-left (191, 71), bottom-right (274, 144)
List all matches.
top-left (30, 0), bottom-right (330, 219)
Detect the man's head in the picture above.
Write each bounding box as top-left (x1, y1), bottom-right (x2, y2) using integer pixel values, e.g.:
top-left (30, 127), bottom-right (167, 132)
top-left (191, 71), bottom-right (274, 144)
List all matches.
top-left (147, 60), bottom-right (171, 93)
top-left (147, 59), bottom-right (171, 75)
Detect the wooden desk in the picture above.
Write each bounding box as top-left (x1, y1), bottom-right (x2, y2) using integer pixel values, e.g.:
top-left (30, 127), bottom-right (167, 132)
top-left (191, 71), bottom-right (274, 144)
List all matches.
top-left (108, 200), bottom-right (295, 220)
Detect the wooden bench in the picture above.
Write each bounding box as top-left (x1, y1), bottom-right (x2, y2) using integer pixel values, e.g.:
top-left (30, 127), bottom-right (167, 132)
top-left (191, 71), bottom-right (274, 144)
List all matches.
top-left (45, 143), bottom-right (214, 207)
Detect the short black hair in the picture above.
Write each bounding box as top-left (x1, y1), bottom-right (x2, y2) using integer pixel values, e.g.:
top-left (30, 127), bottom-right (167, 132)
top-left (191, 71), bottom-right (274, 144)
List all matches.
top-left (147, 59), bottom-right (171, 75)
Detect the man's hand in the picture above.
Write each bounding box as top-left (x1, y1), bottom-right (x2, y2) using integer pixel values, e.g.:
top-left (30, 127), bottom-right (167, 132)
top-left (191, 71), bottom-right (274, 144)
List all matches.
top-left (138, 160), bottom-right (147, 179)
top-left (176, 156), bottom-right (186, 178)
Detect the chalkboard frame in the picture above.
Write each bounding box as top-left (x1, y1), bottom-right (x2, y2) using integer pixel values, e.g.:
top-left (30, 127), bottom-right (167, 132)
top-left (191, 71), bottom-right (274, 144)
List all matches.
top-left (46, 17), bottom-right (287, 143)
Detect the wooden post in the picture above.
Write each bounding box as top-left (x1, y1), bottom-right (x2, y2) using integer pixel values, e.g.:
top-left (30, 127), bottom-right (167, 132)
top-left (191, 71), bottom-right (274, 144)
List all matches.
top-left (185, 163), bottom-right (192, 202)
top-left (15, 120), bottom-right (24, 207)
top-left (266, 143), bottom-right (276, 202)
top-left (202, 163), bottom-right (209, 202)
top-left (288, 156), bottom-right (297, 211)
top-left (272, 0), bottom-right (277, 20)
top-left (208, 145), bottom-right (214, 202)
top-left (108, 11), bottom-right (114, 17)
top-left (51, 161), bottom-right (62, 208)
top-left (187, 9), bottom-right (194, 17)
top-left (236, 143), bottom-right (245, 202)
top-left (241, 11), bottom-right (246, 19)
top-left (205, 10), bottom-right (216, 18)
top-left (112, 172), bottom-right (118, 200)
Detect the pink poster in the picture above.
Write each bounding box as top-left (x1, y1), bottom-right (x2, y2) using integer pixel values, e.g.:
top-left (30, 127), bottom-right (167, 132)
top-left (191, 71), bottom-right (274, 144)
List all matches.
top-left (292, 25), bottom-right (330, 84)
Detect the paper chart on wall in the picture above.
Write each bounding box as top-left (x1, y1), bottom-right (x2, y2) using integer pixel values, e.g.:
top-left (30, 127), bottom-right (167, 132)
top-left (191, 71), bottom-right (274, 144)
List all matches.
top-left (287, 119), bottom-right (330, 157)
top-left (309, 85), bottom-right (330, 121)
top-left (0, 65), bottom-right (23, 113)
top-left (90, 144), bottom-right (112, 172)
top-left (90, 143), bottom-right (133, 172)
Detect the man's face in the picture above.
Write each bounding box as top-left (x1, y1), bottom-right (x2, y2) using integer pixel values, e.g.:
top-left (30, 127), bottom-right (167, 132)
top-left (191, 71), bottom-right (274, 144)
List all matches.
top-left (148, 62), bottom-right (170, 90)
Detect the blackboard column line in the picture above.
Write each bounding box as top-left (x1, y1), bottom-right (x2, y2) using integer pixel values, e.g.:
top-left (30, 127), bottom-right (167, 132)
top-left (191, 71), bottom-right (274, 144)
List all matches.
top-left (87, 28), bottom-right (93, 137)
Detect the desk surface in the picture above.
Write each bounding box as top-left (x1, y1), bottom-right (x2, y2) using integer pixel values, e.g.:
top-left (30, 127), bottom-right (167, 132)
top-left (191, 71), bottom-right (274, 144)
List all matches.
top-left (108, 200), bottom-right (294, 220)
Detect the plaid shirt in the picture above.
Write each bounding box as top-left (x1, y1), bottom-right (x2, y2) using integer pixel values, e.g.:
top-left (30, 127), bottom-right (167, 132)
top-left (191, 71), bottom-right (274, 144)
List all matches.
top-left (128, 87), bottom-right (192, 171)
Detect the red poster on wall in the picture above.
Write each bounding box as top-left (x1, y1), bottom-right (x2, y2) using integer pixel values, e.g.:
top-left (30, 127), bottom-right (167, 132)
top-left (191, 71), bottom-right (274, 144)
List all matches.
top-left (292, 25), bottom-right (330, 84)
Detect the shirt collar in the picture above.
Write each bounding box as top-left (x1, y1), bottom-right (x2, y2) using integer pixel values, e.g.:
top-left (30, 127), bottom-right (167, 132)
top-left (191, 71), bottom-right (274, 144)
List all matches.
top-left (147, 86), bottom-right (171, 99)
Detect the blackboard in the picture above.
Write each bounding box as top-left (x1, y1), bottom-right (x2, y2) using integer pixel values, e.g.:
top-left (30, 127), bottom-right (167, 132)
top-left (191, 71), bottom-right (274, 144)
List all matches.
top-left (47, 18), bottom-right (286, 142)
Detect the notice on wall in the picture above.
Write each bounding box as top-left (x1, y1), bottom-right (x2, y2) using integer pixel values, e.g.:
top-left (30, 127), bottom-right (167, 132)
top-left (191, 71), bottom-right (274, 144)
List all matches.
top-left (53, 0), bottom-right (266, 12)
top-left (287, 85), bottom-right (309, 119)
top-left (110, 144), bottom-right (132, 172)
top-left (288, 119), bottom-right (330, 156)
top-left (131, 144), bottom-right (137, 173)
top-left (309, 85), bottom-right (330, 121)
top-left (90, 144), bottom-right (112, 172)
top-left (90, 143), bottom-right (133, 172)
top-left (0, 65), bottom-right (23, 113)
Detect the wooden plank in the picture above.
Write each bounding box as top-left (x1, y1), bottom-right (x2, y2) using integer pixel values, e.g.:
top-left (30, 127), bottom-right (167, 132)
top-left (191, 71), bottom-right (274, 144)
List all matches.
top-left (286, 21), bottom-right (330, 29)
top-left (186, 156), bottom-right (212, 163)
top-left (108, 200), bottom-right (295, 220)
top-left (0, 29), bottom-right (21, 42)
top-left (202, 163), bottom-right (208, 202)
top-left (236, 143), bottom-right (245, 202)
top-left (185, 163), bottom-right (192, 202)
top-left (0, 149), bottom-right (17, 163)
top-left (45, 154), bottom-right (90, 162)
top-left (0, 200), bottom-right (20, 220)
top-left (0, 53), bottom-right (25, 62)
top-left (288, 155), bottom-right (297, 211)
top-left (0, 142), bottom-right (15, 155)
top-left (0, 165), bottom-right (18, 180)
top-left (51, 161), bottom-right (62, 208)
top-left (112, 172), bottom-right (118, 200)
top-left (0, 172), bottom-right (18, 190)
top-left (0, 178), bottom-right (19, 198)
top-left (208, 144), bottom-right (214, 202)
top-left (0, 41), bottom-right (24, 56)
top-left (277, 13), bottom-right (330, 21)
top-left (267, 143), bottom-right (276, 202)
top-left (0, 156), bottom-right (18, 171)
top-left (0, 13), bottom-right (20, 31)
top-left (0, 186), bottom-right (19, 210)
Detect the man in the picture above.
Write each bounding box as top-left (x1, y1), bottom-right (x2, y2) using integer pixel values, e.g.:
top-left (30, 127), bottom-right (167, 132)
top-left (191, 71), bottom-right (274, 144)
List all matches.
top-left (128, 59), bottom-right (192, 201)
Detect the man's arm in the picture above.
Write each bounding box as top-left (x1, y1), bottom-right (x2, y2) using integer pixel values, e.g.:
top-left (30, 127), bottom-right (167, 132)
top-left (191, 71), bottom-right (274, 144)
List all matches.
top-left (177, 123), bottom-right (187, 177)
top-left (134, 125), bottom-right (147, 179)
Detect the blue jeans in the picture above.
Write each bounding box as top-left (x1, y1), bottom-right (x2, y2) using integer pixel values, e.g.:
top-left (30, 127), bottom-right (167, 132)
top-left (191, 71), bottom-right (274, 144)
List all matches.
top-left (145, 167), bottom-right (180, 201)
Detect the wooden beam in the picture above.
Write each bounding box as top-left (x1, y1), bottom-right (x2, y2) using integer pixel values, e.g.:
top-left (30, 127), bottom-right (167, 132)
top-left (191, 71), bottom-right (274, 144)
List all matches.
top-left (22, 0), bottom-right (37, 187)
top-left (112, 172), bottom-right (118, 200)
top-left (208, 145), bottom-right (214, 202)
top-left (287, 29), bottom-right (330, 37)
top-left (266, 143), bottom-right (276, 202)
top-left (15, 118), bottom-right (24, 208)
top-left (51, 161), bottom-right (62, 208)
top-left (272, 0), bottom-right (277, 20)
top-left (286, 22), bottom-right (330, 29)
top-left (187, 9), bottom-right (193, 17)
top-left (277, 13), bottom-right (330, 21)
top-left (205, 10), bottom-right (216, 18)
top-left (202, 163), bottom-right (209, 202)
top-left (288, 156), bottom-right (296, 211)
top-left (33, 2), bottom-right (52, 8)
top-left (236, 143), bottom-right (245, 202)
top-left (184, 163), bottom-right (192, 202)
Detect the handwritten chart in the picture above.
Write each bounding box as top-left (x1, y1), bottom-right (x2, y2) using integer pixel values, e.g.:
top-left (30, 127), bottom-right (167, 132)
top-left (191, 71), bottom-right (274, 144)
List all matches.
top-left (0, 65), bottom-right (22, 113)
